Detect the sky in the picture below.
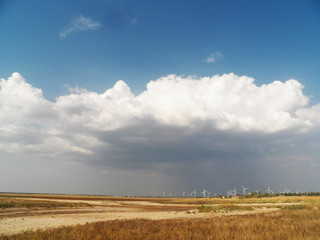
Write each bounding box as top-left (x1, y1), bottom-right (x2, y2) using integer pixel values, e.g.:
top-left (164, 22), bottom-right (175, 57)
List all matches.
top-left (1, 0), bottom-right (320, 196)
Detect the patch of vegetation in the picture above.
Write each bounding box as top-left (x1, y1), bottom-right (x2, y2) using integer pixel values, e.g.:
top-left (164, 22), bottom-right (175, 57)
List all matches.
top-left (196, 205), bottom-right (214, 212)
top-left (0, 198), bottom-right (90, 209)
top-left (197, 204), bottom-right (254, 213)
top-left (280, 204), bottom-right (308, 210)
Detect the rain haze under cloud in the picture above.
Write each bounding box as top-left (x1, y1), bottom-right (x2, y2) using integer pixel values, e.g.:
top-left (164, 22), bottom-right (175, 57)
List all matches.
top-left (1, 73), bottom-right (320, 196)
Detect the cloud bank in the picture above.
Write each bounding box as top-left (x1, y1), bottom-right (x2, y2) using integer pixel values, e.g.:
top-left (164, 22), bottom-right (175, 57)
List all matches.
top-left (1, 72), bottom-right (320, 194)
top-left (59, 15), bottom-right (101, 39)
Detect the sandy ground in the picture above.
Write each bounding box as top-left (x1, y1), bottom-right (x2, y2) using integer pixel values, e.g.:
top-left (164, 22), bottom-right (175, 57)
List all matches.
top-left (0, 197), bottom-right (283, 236)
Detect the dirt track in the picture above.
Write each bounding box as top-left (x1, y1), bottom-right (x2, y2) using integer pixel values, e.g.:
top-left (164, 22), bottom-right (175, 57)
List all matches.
top-left (0, 197), bottom-right (282, 236)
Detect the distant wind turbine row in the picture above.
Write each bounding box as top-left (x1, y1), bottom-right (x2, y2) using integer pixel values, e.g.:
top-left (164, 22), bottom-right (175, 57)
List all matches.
top-left (151, 185), bottom-right (304, 198)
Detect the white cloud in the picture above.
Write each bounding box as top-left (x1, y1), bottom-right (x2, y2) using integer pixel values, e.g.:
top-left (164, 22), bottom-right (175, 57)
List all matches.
top-left (203, 52), bottom-right (223, 63)
top-left (0, 72), bottom-right (54, 126)
top-left (1, 72), bottom-right (320, 194)
top-left (59, 15), bottom-right (101, 39)
top-left (0, 73), bottom-right (315, 143)
top-left (135, 74), bottom-right (310, 132)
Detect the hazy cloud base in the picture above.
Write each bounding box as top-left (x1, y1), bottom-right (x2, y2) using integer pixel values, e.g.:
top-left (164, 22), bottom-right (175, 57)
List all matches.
top-left (1, 73), bottom-right (320, 195)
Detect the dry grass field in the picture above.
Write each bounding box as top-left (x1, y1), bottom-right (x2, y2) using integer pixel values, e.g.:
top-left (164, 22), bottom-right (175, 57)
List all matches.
top-left (0, 193), bottom-right (320, 239)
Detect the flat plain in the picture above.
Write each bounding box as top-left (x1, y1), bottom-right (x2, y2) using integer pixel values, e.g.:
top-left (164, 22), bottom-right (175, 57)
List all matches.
top-left (0, 193), bottom-right (320, 239)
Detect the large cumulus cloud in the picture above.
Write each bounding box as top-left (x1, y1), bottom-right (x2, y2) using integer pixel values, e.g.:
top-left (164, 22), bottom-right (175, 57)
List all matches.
top-left (1, 72), bottom-right (320, 194)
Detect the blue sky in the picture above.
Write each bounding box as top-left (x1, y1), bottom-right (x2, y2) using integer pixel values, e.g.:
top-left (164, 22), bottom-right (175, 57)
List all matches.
top-left (1, 0), bottom-right (320, 100)
top-left (1, 0), bottom-right (320, 196)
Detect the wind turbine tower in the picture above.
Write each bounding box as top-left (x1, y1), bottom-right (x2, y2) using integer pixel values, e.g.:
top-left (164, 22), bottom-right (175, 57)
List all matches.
top-left (284, 188), bottom-right (291, 194)
top-left (202, 188), bottom-right (207, 198)
top-left (241, 185), bottom-right (249, 195)
top-left (266, 186), bottom-right (273, 195)
top-left (192, 189), bottom-right (197, 198)
top-left (227, 190), bottom-right (232, 197)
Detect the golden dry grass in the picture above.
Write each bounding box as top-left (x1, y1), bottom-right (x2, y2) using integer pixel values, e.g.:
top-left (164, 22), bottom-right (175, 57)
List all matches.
top-left (0, 195), bottom-right (320, 240)
top-left (0, 193), bottom-right (316, 205)
top-left (0, 197), bottom-right (90, 209)
top-left (1, 208), bottom-right (320, 240)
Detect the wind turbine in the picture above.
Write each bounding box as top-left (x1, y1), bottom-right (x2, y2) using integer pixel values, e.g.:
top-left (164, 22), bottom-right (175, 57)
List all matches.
top-left (233, 188), bottom-right (237, 197)
top-left (227, 190), bottom-right (233, 197)
top-left (182, 191), bottom-right (186, 197)
top-left (192, 189), bottom-right (197, 198)
top-left (266, 186), bottom-right (273, 195)
top-left (284, 188), bottom-right (291, 194)
top-left (202, 188), bottom-right (207, 198)
top-left (241, 185), bottom-right (249, 195)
